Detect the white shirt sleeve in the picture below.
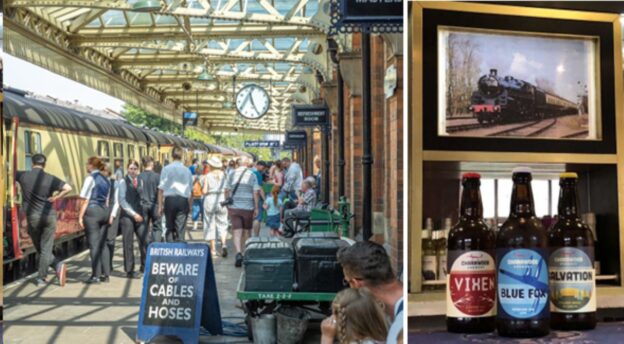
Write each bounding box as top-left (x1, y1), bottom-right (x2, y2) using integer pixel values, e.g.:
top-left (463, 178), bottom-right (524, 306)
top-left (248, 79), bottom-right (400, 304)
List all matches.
top-left (110, 182), bottom-right (120, 219)
top-left (79, 175), bottom-right (95, 200)
top-left (251, 173), bottom-right (260, 192)
top-left (158, 166), bottom-right (169, 191)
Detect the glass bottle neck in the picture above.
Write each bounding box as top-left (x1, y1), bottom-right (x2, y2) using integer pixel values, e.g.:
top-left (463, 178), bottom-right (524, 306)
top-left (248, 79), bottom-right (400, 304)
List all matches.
top-left (510, 181), bottom-right (535, 216)
top-left (460, 182), bottom-right (483, 219)
top-left (558, 182), bottom-right (579, 219)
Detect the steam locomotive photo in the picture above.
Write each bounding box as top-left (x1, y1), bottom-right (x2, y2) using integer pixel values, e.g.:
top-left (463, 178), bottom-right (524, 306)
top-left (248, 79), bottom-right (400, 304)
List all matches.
top-left (469, 69), bottom-right (579, 124)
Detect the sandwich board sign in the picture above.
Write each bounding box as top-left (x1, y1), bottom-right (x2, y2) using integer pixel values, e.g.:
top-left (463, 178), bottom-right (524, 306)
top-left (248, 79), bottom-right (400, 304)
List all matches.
top-left (137, 243), bottom-right (222, 344)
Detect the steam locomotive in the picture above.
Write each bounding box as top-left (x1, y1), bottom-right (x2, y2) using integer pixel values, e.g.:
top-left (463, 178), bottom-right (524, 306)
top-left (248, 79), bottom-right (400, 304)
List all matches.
top-left (469, 69), bottom-right (578, 124)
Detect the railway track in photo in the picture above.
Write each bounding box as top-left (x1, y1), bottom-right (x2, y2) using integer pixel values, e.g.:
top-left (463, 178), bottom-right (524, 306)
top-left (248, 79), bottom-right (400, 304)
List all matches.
top-left (488, 118), bottom-right (558, 137)
top-left (562, 130), bottom-right (590, 139)
top-left (447, 122), bottom-right (484, 133)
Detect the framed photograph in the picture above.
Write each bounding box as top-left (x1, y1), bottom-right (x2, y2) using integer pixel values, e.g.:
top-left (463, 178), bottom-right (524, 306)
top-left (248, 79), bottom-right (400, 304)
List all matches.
top-left (421, 6), bottom-right (619, 153)
top-left (439, 27), bottom-right (598, 140)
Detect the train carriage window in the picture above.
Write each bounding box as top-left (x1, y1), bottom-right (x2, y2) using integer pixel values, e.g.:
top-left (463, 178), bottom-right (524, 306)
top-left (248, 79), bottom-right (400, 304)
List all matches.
top-left (97, 141), bottom-right (110, 159)
top-left (24, 131), bottom-right (42, 171)
top-left (128, 144), bottom-right (135, 160)
top-left (113, 143), bottom-right (124, 158)
top-left (139, 147), bottom-right (146, 159)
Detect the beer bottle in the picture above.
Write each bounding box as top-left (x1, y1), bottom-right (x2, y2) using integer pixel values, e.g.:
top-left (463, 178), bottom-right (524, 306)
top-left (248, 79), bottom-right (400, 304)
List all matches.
top-left (446, 173), bottom-right (496, 333)
top-left (496, 167), bottom-right (549, 337)
top-left (548, 173), bottom-right (596, 330)
top-left (422, 220), bottom-right (437, 283)
top-left (438, 218), bottom-right (451, 282)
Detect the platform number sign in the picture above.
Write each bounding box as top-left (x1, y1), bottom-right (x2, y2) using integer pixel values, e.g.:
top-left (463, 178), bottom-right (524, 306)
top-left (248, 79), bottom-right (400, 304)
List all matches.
top-left (236, 84), bottom-right (271, 120)
top-left (137, 243), bottom-right (222, 344)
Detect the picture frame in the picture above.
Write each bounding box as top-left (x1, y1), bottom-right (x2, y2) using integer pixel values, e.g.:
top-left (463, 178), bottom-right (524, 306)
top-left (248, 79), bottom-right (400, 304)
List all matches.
top-left (421, 5), bottom-right (618, 153)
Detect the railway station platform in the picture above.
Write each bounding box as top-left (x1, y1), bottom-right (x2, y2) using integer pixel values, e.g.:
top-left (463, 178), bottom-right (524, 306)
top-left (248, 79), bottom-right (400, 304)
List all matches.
top-left (3, 225), bottom-right (323, 344)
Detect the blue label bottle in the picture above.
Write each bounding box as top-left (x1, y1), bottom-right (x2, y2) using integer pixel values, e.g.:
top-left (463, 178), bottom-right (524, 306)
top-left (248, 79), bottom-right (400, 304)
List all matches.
top-left (496, 167), bottom-right (550, 338)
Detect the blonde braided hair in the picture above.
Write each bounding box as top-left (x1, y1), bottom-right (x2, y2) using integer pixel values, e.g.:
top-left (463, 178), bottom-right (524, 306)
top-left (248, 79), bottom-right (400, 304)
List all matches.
top-left (332, 289), bottom-right (388, 344)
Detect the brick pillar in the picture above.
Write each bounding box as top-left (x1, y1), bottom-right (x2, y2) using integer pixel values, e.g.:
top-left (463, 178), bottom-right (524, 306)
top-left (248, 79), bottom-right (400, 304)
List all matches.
top-left (384, 42), bottom-right (404, 272)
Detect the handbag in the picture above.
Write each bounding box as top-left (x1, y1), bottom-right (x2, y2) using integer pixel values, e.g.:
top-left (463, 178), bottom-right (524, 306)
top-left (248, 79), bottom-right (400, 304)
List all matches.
top-left (220, 169), bottom-right (248, 207)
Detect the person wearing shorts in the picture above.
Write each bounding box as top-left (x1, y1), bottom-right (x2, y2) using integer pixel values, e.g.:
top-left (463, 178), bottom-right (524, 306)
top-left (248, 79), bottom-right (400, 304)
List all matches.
top-left (224, 157), bottom-right (260, 267)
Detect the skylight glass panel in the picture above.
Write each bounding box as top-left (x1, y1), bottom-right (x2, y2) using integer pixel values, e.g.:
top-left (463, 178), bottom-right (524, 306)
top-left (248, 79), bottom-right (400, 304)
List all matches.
top-left (101, 10), bottom-right (126, 27)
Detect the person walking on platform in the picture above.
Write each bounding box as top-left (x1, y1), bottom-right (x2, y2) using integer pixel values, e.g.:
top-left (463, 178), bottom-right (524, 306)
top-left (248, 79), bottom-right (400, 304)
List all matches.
top-left (114, 160), bottom-right (148, 279)
top-left (202, 157), bottom-right (229, 258)
top-left (16, 154), bottom-right (71, 287)
top-left (138, 156), bottom-right (162, 244)
top-left (157, 146), bottom-right (193, 242)
top-left (104, 164), bottom-right (119, 275)
top-left (281, 157), bottom-right (303, 201)
top-left (271, 160), bottom-right (285, 188)
top-left (79, 157), bottom-right (113, 284)
top-left (251, 160), bottom-right (267, 237)
top-left (224, 156), bottom-right (260, 267)
top-left (264, 185), bottom-right (283, 237)
top-left (191, 167), bottom-right (204, 231)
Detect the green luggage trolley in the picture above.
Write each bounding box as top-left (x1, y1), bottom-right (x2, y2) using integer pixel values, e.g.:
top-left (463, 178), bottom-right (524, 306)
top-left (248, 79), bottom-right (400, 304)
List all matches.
top-left (282, 197), bottom-right (353, 238)
top-left (236, 237), bottom-right (356, 340)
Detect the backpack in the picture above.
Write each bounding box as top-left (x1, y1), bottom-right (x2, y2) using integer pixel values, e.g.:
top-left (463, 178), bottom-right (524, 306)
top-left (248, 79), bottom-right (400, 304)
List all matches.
top-left (192, 178), bottom-right (203, 198)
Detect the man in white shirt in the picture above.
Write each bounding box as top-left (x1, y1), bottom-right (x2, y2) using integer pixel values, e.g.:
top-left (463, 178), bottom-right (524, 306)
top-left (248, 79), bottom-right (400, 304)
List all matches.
top-left (157, 146), bottom-right (193, 242)
top-left (321, 241), bottom-right (404, 344)
top-left (281, 158), bottom-right (303, 200)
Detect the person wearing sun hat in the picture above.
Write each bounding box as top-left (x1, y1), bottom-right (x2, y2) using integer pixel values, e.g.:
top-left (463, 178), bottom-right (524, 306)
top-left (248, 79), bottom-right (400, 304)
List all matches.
top-left (202, 156), bottom-right (229, 258)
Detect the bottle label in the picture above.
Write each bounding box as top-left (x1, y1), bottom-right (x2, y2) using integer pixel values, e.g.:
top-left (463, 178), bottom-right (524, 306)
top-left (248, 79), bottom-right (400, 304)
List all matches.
top-left (438, 254), bottom-right (448, 280)
top-left (446, 250), bottom-right (496, 317)
top-left (497, 248), bottom-right (549, 320)
top-left (422, 255), bottom-right (437, 280)
top-left (549, 247), bottom-right (596, 313)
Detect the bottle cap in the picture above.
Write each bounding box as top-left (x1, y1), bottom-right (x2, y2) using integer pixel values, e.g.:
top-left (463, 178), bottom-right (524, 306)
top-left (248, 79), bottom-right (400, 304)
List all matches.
top-left (512, 166), bottom-right (533, 174)
top-left (559, 172), bottom-right (578, 179)
top-left (462, 172), bottom-right (481, 179)
top-left (425, 218), bottom-right (434, 230)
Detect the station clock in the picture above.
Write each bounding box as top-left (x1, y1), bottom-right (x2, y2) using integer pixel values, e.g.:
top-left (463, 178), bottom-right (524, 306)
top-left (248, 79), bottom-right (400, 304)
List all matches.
top-left (235, 84), bottom-right (270, 120)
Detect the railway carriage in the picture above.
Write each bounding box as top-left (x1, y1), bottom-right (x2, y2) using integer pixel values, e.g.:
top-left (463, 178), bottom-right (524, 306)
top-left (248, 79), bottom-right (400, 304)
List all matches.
top-left (2, 88), bottom-right (236, 283)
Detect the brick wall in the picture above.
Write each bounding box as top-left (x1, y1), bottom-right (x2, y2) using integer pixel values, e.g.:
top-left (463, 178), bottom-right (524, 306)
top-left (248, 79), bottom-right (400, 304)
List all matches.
top-left (385, 41), bottom-right (404, 272)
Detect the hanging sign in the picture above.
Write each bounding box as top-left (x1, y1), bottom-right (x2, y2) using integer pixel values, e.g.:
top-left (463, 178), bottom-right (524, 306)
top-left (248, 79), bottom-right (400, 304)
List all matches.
top-left (183, 112), bottom-right (198, 126)
top-left (137, 243), bottom-right (222, 344)
top-left (292, 104), bottom-right (329, 127)
top-left (285, 131), bottom-right (307, 144)
top-left (244, 141), bottom-right (281, 148)
top-left (330, 0), bottom-right (403, 33)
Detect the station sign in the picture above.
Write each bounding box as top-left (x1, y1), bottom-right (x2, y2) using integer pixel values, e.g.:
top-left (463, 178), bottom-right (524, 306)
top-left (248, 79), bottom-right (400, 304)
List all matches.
top-left (183, 112), bottom-right (198, 126)
top-left (292, 104), bottom-right (329, 127)
top-left (285, 131), bottom-right (307, 144)
top-left (137, 243), bottom-right (222, 344)
top-left (331, 0), bottom-right (403, 33)
top-left (244, 140), bottom-right (280, 148)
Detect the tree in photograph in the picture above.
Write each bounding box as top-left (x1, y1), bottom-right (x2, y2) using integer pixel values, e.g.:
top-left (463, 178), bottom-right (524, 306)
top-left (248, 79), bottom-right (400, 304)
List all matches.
top-left (446, 33), bottom-right (481, 118)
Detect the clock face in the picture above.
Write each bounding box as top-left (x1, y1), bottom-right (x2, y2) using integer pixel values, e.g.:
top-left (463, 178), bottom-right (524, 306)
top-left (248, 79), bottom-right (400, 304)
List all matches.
top-left (235, 84), bottom-right (270, 119)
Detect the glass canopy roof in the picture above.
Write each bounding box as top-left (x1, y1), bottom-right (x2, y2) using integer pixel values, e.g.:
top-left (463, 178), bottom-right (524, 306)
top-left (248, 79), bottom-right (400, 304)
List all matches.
top-left (4, 0), bottom-right (331, 132)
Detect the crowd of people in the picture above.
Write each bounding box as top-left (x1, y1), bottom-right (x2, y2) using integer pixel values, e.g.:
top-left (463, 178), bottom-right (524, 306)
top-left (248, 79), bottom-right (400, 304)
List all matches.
top-left (15, 148), bottom-right (403, 342)
top-left (16, 147), bottom-right (319, 285)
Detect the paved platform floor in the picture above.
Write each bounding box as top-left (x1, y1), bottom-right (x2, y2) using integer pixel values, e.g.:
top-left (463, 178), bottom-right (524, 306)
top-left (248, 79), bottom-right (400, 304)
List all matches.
top-left (4, 224), bottom-right (324, 344)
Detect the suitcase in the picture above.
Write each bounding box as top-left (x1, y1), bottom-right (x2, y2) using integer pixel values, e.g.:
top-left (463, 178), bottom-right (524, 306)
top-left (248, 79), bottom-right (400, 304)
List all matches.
top-left (294, 237), bottom-right (349, 292)
top-left (244, 241), bottom-right (294, 292)
top-left (292, 232), bottom-right (340, 250)
top-left (245, 236), bottom-right (284, 247)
